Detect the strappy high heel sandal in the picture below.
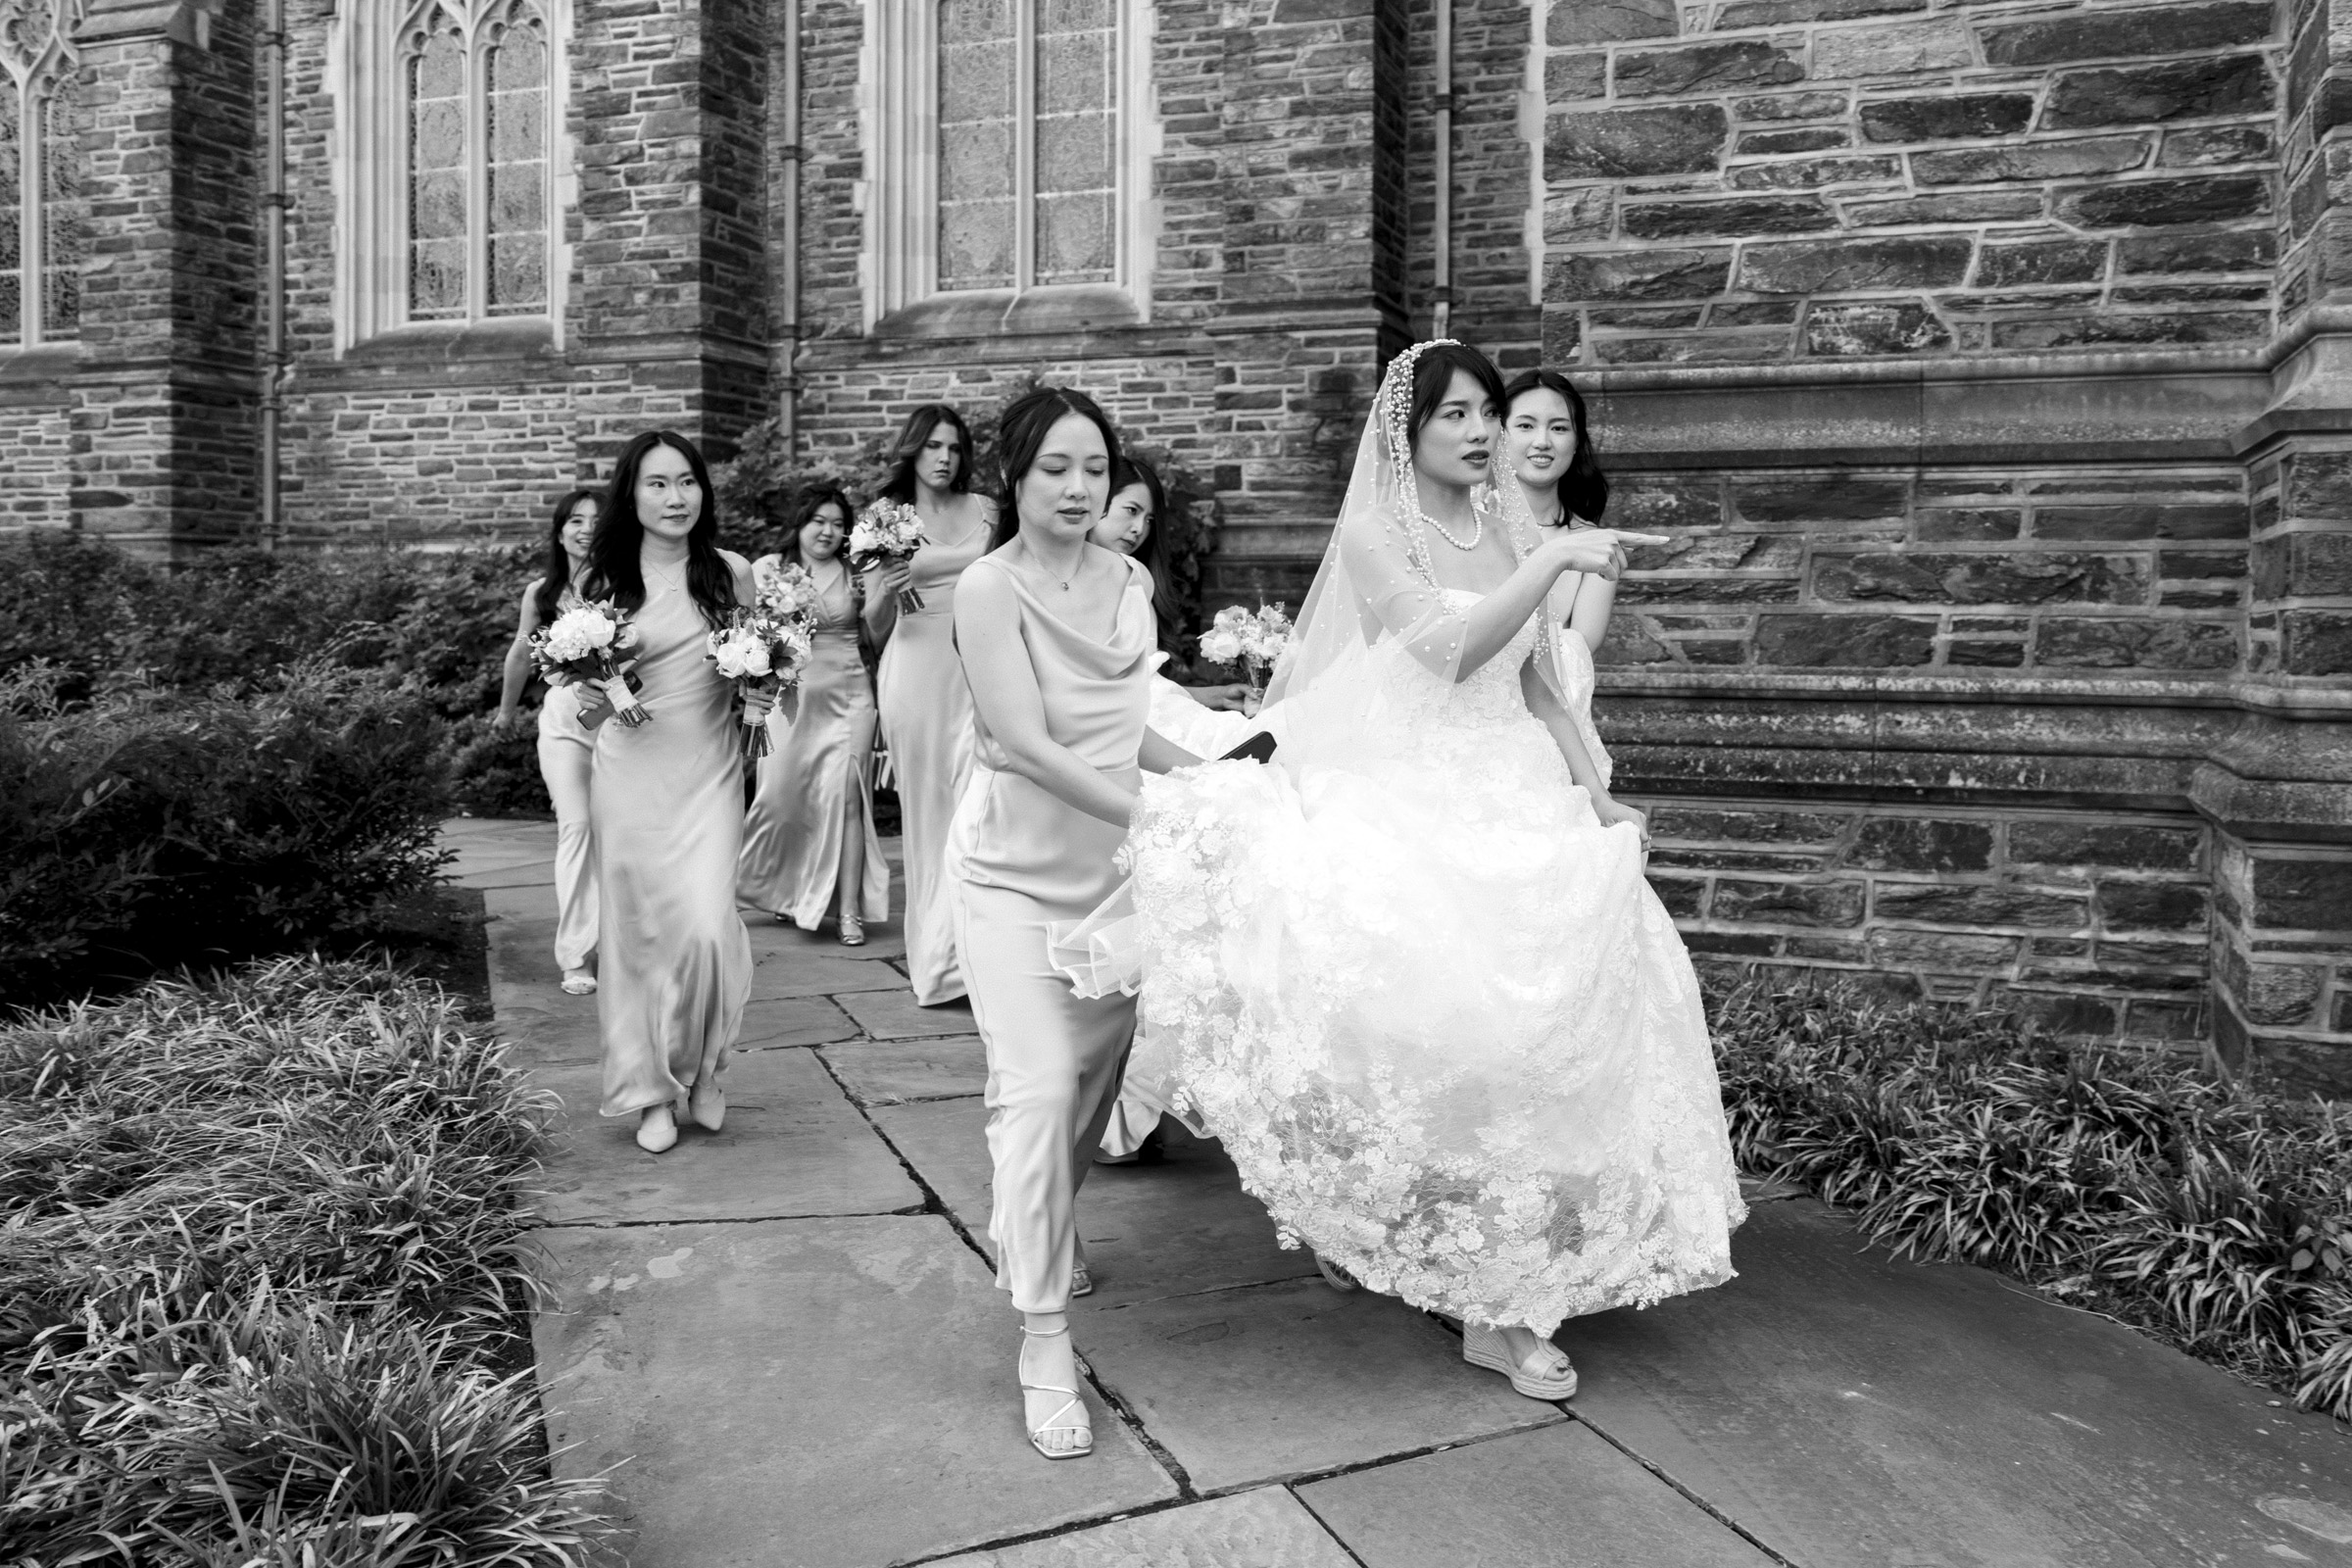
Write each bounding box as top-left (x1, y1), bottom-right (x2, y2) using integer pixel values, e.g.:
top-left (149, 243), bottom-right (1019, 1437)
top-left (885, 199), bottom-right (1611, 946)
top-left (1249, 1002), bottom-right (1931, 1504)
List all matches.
top-left (1019, 1325), bottom-right (1092, 1460)
top-left (839, 912), bottom-right (865, 947)
top-left (560, 968), bottom-right (598, 996)
top-left (1460, 1321), bottom-right (1579, 1400)
top-left (1313, 1252), bottom-right (1359, 1292)
top-left (1070, 1261), bottom-right (1094, 1298)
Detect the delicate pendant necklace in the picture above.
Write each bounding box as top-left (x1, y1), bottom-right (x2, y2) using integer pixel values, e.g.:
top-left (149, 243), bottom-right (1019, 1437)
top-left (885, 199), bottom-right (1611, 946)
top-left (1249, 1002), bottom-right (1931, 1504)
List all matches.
top-left (1026, 544), bottom-right (1079, 591)
top-left (646, 559), bottom-right (685, 597)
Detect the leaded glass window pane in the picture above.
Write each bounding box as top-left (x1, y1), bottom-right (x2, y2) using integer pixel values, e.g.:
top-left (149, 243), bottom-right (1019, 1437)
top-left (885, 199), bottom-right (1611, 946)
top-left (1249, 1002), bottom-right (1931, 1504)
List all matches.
top-left (408, 24), bottom-right (467, 318)
top-left (486, 14), bottom-right (547, 314)
top-left (0, 82), bottom-right (20, 345)
top-left (42, 85), bottom-right (80, 336)
top-left (1033, 0), bottom-right (1112, 283)
top-left (938, 0), bottom-right (1016, 291)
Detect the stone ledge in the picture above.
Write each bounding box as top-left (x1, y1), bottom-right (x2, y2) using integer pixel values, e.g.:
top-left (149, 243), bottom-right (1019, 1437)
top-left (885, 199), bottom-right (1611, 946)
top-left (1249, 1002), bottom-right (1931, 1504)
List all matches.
top-left (1596, 667), bottom-right (2352, 716)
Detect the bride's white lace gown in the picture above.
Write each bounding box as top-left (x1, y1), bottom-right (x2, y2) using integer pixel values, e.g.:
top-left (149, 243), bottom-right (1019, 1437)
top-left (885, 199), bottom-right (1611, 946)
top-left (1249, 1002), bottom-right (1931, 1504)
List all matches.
top-left (1117, 570), bottom-right (1744, 1335)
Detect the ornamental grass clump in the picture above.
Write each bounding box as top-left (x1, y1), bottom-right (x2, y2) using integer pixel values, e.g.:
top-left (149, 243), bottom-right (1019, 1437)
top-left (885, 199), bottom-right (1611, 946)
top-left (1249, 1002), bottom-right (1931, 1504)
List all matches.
top-left (0, 957), bottom-right (603, 1565)
top-left (1713, 977), bottom-right (2352, 1420)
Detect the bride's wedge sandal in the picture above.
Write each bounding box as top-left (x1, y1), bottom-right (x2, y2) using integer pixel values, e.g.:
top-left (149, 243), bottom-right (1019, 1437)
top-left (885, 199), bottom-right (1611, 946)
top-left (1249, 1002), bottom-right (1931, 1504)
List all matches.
top-left (1460, 1322), bottom-right (1579, 1400)
top-left (1018, 1326), bottom-right (1093, 1460)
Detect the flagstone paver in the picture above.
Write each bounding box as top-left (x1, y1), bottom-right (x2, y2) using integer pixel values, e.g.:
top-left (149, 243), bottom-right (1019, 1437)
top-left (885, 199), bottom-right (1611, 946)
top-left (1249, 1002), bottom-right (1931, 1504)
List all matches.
top-left (445, 818), bottom-right (2352, 1568)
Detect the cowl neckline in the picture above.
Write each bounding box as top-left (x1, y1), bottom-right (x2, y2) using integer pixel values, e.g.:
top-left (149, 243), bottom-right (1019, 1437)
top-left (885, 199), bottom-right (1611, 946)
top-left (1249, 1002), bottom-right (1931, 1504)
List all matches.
top-left (972, 549), bottom-right (1154, 682)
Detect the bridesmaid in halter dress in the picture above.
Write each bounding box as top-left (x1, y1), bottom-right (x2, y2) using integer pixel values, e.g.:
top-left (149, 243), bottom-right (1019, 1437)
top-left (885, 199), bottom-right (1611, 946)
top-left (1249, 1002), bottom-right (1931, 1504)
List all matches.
top-left (571, 431), bottom-right (773, 1154)
top-left (865, 404), bottom-right (996, 1005)
top-left (948, 387), bottom-right (1200, 1460)
top-left (494, 487), bottom-right (603, 995)
top-left (738, 484), bottom-right (891, 943)
top-left (1503, 369), bottom-right (1619, 788)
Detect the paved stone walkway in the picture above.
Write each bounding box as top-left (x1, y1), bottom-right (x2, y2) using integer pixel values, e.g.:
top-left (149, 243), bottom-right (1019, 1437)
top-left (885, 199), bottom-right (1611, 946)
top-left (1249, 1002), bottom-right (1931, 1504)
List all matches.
top-left (445, 816), bottom-right (2352, 1568)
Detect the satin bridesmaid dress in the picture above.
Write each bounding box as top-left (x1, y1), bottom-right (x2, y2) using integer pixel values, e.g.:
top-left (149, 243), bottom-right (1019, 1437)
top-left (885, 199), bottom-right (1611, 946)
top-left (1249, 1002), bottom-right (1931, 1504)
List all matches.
top-left (875, 507), bottom-right (992, 1004)
top-left (739, 560), bottom-right (891, 927)
top-left (591, 576), bottom-right (753, 1117)
top-left (536, 657), bottom-right (600, 974)
top-left (947, 551), bottom-right (1152, 1313)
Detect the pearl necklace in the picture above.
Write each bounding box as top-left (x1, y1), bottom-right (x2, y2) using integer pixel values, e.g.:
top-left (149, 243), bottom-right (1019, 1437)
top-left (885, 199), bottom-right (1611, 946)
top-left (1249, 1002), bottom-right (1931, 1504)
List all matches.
top-left (1422, 502), bottom-right (1483, 552)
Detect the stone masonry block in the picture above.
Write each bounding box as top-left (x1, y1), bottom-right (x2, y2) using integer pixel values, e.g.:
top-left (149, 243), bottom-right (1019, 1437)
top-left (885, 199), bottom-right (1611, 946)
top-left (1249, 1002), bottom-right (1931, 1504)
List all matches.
top-left (1547, 0), bottom-right (1674, 46)
top-left (1548, 247), bottom-right (1734, 300)
top-left (2010, 822), bottom-right (2201, 872)
top-left (1814, 551), bottom-right (2148, 606)
top-left (1804, 302), bottom-right (1951, 356)
top-left (1860, 94), bottom-right (2034, 143)
top-left (2062, 177), bottom-right (2270, 229)
top-left (2250, 858), bottom-right (2352, 932)
top-left (1710, 878), bottom-right (1869, 926)
top-left (1977, 2), bottom-right (2272, 70)
top-left (1614, 41), bottom-right (1805, 98)
top-left (1913, 137), bottom-right (2149, 186)
top-left (2097, 880), bottom-right (2210, 930)
top-left (2042, 57), bottom-right (2272, 131)
top-left (1810, 19), bottom-right (1972, 78)
top-left (1846, 817), bottom-right (1995, 873)
top-left (1754, 612), bottom-right (1937, 665)
top-left (2033, 617), bottom-right (2238, 670)
top-left (1874, 883), bottom-right (2089, 929)
top-left (1740, 236), bottom-right (1973, 293)
top-left (1622, 196), bottom-right (1838, 239)
top-left (1546, 107), bottom-right (1730, 179)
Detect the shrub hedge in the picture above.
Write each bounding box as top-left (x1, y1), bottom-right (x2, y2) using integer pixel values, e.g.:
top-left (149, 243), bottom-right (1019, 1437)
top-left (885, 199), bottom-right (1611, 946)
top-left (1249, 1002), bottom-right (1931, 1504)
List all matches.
top-left (1714, 978), bottom-right (2352, 1419)
top-left (1, 958), bottom-right (601, 1564)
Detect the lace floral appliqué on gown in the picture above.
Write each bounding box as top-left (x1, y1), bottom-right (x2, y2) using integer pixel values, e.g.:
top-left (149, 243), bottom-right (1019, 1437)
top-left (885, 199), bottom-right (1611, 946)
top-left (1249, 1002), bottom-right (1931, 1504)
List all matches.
top-left (1102, 346), bottom-right (1745, 1336)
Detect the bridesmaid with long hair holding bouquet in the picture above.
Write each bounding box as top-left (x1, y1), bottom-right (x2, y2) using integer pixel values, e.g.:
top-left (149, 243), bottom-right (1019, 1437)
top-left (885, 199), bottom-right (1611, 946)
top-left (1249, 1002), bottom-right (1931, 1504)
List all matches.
top-left (739, 484), bottom-right (891, 943)
top-left (571, 430), bottom-right (771, 1154)
top-left (865, 403), bottom-right (996, 1004)
top-left (495, 487), bottom-right (603, 995)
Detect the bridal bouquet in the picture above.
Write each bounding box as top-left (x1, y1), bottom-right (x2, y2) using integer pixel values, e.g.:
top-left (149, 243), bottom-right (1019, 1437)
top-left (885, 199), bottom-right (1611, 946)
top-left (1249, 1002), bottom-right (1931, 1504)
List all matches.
top-left (1198, 602), bottom-right (1294, 698)
top-left (530, 600), bottom-right (649, 726)
top-left (850, 500), bottom-right (927, 613)
top-left (707, 571), bottom-right (818, 760)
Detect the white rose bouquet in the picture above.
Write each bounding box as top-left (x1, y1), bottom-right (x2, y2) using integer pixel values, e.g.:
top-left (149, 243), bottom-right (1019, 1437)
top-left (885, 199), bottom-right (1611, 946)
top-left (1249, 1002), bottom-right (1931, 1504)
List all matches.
top-left (529, 600), bottom-right (649, 726)
top-left (849, 500), bottom-right (929, 613)
top-left (1197, 602), bottom-right (1294, 699)
top-left (707, 571), bottom-right (818, 760)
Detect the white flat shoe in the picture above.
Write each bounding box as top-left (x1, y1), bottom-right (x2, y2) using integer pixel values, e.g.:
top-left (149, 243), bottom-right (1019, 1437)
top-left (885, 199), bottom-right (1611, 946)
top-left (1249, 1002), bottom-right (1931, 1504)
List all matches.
top-left (1019, 1326), bottom-right (1092, 1460)
top-left (688, 1083), bottom-right (725, 1133)
top-left (635, 1104), bottom-right (678, 1154)
top-left (1460, 1321), bottom-right (1578, 1400)
top-left (560, 970), bottom-right (597, 996)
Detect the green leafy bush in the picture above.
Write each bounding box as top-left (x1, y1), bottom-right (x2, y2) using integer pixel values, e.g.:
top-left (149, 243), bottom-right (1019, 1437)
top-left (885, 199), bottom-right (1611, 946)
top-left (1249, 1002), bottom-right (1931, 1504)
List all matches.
top-left (1715, 978), bottom-right (2352, 1418)
top-left (0, 958), bottom-right (600, 1565)
top-left (0, 661), bottom-right (451, 1010)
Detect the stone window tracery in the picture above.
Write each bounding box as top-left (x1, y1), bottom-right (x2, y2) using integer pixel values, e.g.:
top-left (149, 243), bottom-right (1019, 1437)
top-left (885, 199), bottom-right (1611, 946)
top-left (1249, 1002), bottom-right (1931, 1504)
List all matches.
top-left (867, 0), bottom-right (1155, 330)
top-left (0, 0), bottom-right (84, 348)
top-left (338, 0), bottom-right (566, 348)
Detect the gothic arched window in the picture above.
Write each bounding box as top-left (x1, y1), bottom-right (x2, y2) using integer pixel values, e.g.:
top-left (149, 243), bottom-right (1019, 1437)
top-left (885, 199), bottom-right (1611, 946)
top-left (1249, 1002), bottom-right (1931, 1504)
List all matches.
top-left (0, 0), bottom-right (84, 346)
top-left (339, 0), bottom-right (564, 347)
top-left (403, 0), bottom-right (548, 319)
top-left (867, 0), bottom-right (1155, 330)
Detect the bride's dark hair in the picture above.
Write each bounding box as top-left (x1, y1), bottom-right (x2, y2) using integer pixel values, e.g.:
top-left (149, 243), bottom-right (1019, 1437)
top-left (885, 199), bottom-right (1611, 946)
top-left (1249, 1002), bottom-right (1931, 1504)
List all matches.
top-left (1403, 342), bottom-right (1508, 447)
top-left (989, 386), bottom-right (1123, 548)
top-left (1501, 368), bottom-right (1610, 523)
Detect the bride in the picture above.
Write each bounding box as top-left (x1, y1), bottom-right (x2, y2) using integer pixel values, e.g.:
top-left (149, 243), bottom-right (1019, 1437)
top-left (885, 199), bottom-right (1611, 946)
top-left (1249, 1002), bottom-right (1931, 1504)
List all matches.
top-left (1101, 341), bottom-right (1744, 1397)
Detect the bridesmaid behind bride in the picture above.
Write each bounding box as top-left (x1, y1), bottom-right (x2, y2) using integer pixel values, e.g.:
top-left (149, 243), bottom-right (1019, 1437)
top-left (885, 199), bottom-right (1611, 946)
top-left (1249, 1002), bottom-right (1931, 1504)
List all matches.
top-left (572, 430), bottom-right (771, 1154)
top-left (865, 403), bottom-right (996, 1005)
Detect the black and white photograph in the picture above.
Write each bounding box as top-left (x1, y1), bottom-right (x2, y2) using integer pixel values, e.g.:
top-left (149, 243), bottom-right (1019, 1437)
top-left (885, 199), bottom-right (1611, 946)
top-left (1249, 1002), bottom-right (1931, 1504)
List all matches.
top-left (6, 0), bottom-right (2352, 1562)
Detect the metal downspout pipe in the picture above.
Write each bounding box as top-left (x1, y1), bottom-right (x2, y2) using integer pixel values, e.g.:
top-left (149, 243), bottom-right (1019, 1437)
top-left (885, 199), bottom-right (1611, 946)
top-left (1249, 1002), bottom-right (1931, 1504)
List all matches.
top-left (1431, 0), bottom-right (1452, 340)
top-left (778, 0), bottom-right (802, 457)
top-left (259, 0), bottom-right (287, 549)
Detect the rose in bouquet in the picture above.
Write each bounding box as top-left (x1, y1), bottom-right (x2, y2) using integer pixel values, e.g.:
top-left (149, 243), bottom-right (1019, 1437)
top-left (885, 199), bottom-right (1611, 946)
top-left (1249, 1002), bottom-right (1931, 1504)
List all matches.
top-left (1197, 602), bottom-right (1294, 698)
top-left (756, 557), bottom-right (825, 623)
top-left (849, 500), bottom-right (929, 613)
top-left (530, 600), bottom-right (650, 726)
top-left (707, 599), bottom-right (816, 760)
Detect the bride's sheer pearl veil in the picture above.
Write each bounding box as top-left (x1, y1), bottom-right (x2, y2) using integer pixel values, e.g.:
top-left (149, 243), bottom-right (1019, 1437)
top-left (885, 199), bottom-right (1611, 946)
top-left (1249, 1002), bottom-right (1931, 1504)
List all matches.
top-left (1263, 340), bottom-right (1575, 751)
